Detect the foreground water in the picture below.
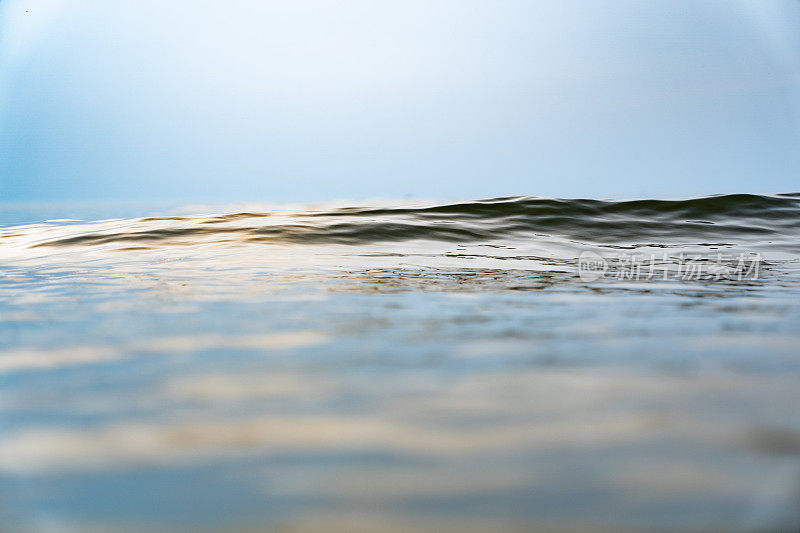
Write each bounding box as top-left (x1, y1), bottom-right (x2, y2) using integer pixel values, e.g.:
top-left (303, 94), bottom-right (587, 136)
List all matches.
top-left (1, 194), bottom-right (800, 533)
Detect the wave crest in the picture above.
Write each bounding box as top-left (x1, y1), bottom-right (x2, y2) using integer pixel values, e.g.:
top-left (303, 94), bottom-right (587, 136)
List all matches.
top-left (5, 193), bottom-right (799, 253)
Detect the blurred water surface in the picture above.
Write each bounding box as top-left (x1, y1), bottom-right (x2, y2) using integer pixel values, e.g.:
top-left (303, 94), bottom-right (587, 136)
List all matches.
top-left (1, 195), bottom-right (800, 532)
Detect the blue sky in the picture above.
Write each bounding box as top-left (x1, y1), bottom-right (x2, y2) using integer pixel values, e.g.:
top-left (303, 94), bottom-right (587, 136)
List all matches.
top-left (1, 0), bottom-right (799, 203)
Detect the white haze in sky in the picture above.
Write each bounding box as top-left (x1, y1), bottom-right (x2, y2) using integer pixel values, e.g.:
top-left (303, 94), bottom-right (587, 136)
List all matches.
top-left (1, 0), bottom-right (799, 203)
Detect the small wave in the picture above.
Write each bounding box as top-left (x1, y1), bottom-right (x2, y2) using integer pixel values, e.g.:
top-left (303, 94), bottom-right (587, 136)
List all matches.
top-left (8, 193), bottom-right (800, 252)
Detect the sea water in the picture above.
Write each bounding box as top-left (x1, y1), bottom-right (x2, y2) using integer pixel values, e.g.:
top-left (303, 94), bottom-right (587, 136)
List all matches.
top-left (1, 194), bottom-right (800, 532)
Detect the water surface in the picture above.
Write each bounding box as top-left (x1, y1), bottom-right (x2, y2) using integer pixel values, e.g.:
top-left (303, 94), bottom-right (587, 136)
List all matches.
top-left (1, 194), bottom-right (800, 532)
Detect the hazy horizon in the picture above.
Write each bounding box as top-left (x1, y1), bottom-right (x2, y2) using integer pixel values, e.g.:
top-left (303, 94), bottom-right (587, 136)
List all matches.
top-left (2, 0), bottom-right (799, 204)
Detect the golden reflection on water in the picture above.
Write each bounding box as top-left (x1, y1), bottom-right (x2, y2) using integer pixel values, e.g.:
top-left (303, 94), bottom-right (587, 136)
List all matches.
top-left (1, 208), bottom-right (800, 532)
top-left (2, 365), bottom-right (800, 532)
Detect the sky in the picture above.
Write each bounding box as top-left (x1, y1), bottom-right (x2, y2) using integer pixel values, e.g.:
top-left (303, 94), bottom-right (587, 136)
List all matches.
top-left (0, 0), bottom-right (799, 204)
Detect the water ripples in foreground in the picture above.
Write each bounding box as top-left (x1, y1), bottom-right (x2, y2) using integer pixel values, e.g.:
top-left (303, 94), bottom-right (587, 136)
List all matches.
top-left (1, 194), bottom-right (800, 532)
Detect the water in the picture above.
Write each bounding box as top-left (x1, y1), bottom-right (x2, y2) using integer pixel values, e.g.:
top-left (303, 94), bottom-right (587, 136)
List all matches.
top-left (1, 194), bottom-right (800, 533)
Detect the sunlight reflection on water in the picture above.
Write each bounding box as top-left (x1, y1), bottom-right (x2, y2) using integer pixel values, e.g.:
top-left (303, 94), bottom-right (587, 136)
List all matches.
top-left (1, 198), bottom-right (800, 532)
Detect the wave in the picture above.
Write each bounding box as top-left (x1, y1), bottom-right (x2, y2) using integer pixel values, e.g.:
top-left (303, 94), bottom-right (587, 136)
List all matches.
top-left (10, 193), bottom-right (800, 252)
